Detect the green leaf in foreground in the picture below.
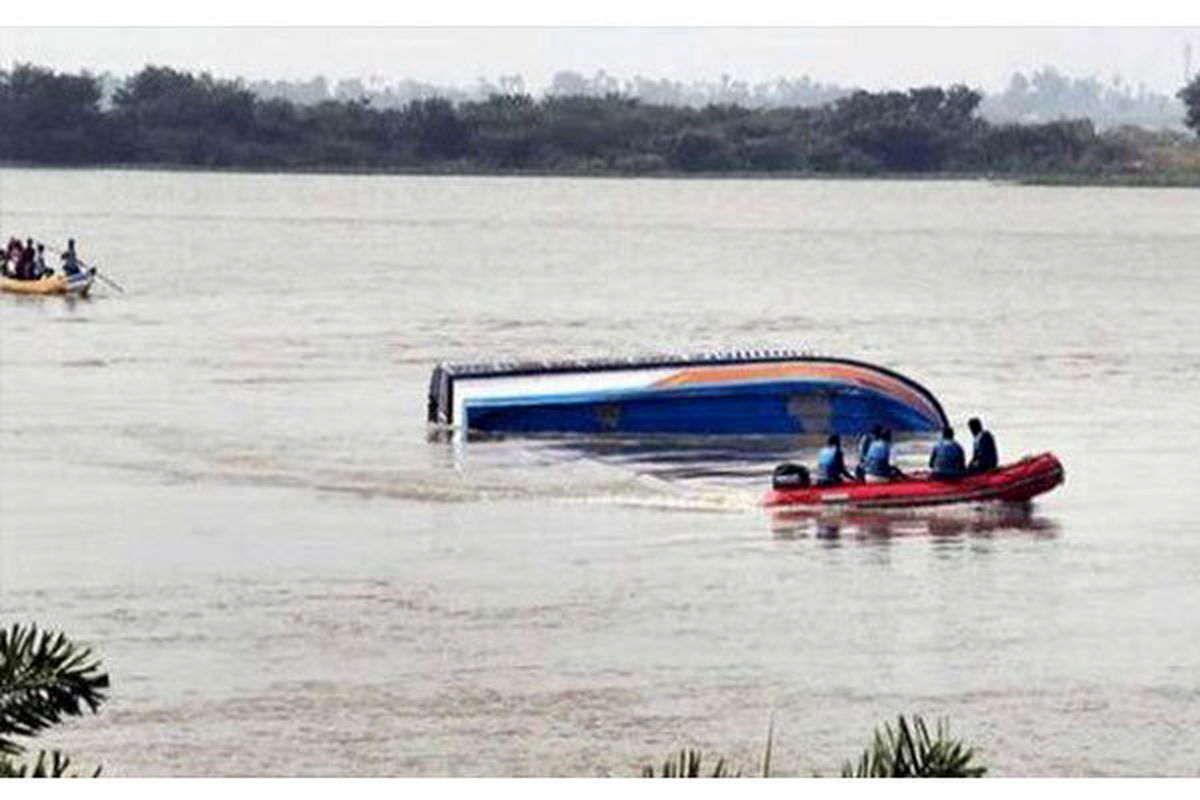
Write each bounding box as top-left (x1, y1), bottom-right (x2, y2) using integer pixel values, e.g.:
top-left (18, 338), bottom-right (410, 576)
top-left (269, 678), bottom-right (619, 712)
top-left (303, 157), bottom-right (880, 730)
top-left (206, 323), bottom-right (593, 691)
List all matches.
top-left (641, 749), bottom-right (740, 778)
top-left (0, 622), bottom-right (109, 778)
top-left (841, 714), bottom-right (986, 778)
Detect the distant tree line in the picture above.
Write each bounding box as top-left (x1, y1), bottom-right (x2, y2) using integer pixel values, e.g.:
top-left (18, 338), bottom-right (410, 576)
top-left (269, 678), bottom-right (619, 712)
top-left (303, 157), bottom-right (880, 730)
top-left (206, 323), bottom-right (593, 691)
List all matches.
top-left (238, 67), bottom-right (1187, 131)
top-left (1, 63), bottom-right (1193, 175)
top-left (979, 67), bottom-right (1187, 130)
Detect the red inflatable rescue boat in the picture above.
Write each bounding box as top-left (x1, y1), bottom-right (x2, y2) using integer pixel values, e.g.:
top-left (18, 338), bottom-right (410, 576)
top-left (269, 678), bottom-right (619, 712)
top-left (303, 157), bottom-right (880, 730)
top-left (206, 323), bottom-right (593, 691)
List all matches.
top-left (763, 452), bottom-right (1064, 510)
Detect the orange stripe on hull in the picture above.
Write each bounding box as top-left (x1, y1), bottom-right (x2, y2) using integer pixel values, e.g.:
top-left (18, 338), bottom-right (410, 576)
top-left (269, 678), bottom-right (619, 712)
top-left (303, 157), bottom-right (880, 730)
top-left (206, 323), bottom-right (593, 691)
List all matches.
top-left (652, 361), bottom-right (939, 422)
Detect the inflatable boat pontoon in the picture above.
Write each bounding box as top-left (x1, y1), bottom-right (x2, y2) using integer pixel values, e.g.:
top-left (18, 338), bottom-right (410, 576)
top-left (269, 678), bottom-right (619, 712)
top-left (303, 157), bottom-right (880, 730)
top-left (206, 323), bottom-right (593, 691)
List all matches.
top-left (763, 452), bottom-right (1065, 510)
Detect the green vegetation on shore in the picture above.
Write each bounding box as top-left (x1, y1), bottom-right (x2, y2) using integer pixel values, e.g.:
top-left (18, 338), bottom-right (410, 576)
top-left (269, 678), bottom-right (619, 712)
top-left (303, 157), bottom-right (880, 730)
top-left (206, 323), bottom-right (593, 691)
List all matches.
top-left (3, 63), bottom-right (1199, 183)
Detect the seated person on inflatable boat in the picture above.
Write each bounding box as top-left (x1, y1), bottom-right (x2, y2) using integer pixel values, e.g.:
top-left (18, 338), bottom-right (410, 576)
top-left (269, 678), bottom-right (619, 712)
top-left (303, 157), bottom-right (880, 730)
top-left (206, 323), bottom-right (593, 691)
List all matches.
top-left (967, 417), bottom-right (998, 475)
top-left (862, 428), bottom-right (904, 482)
top-left (928, 426), bottom-right (967, 480)
top-left (854, 424), bottom-right (884, 481)
top-left (815, 434), bottom-right (855, 486)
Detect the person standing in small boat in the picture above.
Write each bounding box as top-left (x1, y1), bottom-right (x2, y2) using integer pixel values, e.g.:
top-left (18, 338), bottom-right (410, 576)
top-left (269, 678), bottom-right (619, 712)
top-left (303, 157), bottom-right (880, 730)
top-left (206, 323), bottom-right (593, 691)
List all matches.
top-left (862, 428), bottom-right (904, 482)
top-left (815, 434), bottom-right (855, 486)
top-left (61, 239), bottom-right (82, 277)
top-left (967, 417), bottom-right (999, 474)
top-left (929, 426), bottom-right (967, 480)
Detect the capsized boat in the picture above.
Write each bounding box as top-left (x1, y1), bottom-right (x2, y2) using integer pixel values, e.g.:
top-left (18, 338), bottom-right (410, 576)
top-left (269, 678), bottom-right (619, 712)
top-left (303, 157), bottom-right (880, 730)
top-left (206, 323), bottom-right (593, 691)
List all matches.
top-left (428, 350), bottom-right (948, 438)
top-left (0, 269), bottom-right (94, 297)
top-left (762, 452), bottom-right (1065, 510)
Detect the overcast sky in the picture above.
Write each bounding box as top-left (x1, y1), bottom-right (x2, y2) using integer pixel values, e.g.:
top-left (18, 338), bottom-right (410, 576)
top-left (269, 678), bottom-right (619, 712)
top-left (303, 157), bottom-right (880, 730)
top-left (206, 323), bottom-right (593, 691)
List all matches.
top-left (3, 27), bottom-right (1198, 94)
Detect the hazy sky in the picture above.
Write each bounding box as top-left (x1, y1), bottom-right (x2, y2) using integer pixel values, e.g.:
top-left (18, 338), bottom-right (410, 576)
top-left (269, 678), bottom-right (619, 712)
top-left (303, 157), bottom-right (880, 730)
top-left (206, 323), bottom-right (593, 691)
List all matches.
top-left (3, 27), bottom-right (1199, 93)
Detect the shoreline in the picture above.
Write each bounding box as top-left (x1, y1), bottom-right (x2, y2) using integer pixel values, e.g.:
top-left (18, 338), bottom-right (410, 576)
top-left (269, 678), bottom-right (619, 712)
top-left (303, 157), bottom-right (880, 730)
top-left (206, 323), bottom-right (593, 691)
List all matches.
top-left (3, 160), bottom-right (1198, 187)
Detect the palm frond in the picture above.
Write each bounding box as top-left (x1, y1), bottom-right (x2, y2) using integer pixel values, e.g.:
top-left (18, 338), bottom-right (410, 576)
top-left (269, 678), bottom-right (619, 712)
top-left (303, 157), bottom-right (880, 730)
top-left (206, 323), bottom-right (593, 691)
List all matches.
top-left (0, 750), bottom-right (102, 778)
top-left (841, 714), bottom-right (986, 778)
top-left (640, 748), bottom-right (740, 778)
top-left (0, 623), bottom-right (110, 756)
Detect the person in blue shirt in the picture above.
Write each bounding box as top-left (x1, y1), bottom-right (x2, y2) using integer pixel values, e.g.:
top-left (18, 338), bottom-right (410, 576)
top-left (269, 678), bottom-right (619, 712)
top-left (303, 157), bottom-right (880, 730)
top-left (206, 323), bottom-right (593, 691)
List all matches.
top-left (928, 426), bottom-right (967, 480)
top-left (61, 239), bottom-right (82, 277)
top-left (816, 434), bottom-right (855, 486)
top-left (862, 428), bottom-right (904, 482)
top-left (967, 417), bottom-right (999, 474)
top-left (854, 424), bottom-right (883, 481)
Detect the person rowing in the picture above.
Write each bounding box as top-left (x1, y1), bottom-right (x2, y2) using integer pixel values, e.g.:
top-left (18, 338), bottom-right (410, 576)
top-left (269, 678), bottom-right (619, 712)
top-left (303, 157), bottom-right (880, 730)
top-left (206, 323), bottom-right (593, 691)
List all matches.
top-left (63, 240), bottom-right (124, 293)
top-left (61, 238), bottom-right (83, 277)
top-left (862, 428), bottom-right (904, 482)
top-left (967, 417), bottom-right (998, 474)
top-left (928, 426), bottom-right (967, 480)
top-left (815, 434), bottom-right (855, 486)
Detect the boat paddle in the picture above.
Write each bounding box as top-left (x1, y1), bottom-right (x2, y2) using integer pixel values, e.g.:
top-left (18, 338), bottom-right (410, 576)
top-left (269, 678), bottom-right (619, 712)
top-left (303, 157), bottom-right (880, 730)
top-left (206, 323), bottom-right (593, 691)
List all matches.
top-left (85, 263), bottom-right (126, 293)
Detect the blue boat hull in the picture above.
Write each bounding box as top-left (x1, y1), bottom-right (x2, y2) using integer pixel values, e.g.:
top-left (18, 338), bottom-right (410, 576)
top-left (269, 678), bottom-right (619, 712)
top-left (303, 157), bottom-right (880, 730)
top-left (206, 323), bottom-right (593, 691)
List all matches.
top-left (465, 380), bottom-right (942, 436)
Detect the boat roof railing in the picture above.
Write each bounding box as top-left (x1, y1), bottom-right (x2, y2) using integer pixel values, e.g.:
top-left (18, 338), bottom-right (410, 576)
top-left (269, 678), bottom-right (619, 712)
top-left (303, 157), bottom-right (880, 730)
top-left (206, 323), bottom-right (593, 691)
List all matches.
top-left (435, 347), bottom-right (817, 380)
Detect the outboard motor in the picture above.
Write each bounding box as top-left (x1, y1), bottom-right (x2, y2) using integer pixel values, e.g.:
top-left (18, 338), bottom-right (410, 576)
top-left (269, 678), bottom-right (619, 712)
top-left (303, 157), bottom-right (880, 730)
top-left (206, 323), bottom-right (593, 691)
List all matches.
top-left (772, 463), bottom-right (810, 490)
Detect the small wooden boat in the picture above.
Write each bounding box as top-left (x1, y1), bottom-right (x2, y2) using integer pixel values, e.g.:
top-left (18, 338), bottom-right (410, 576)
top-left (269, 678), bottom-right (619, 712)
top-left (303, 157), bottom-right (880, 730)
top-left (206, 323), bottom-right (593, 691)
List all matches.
top-left (0, 269), bottom-right (95, 297)
top-left (762, 452), bottom-right (1065, 510)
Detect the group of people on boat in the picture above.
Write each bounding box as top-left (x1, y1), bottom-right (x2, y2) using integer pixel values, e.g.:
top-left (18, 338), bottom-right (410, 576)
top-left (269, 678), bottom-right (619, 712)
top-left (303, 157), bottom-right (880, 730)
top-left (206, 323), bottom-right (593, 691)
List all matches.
top-left (814, 417), bottom-right (998, 486)
top-left (2, 236), bottom-right (85, 280)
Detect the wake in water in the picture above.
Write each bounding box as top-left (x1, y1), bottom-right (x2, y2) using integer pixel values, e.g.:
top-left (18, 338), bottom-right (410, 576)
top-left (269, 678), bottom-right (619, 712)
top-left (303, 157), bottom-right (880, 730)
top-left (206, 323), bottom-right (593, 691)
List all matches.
top-left (81, 422), bottom-right (1057, 535)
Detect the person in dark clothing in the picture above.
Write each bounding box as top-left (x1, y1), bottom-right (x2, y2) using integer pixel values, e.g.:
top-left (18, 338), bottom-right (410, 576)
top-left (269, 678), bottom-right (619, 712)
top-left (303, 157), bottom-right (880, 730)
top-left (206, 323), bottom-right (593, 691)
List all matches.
top-left (929, 426), bottom-right (966, 480)
top-left (862, 428), bottom-right (904, 482)
top-left (816, 434), bottom-right (855, 486)
top-left (967, 417), bottom-right (999, 474)
top-left (16, 239), bottom-right (36, 280)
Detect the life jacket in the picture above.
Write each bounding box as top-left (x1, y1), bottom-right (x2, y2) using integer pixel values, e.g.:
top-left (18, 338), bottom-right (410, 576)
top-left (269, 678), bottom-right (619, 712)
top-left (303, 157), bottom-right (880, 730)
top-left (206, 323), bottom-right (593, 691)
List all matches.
top-left (930, 438), bottom-right (966, 478)
top-left (816, 445), bottom-right (845, 483)
top-left (971, 431), bottom-right (998, 471)
top-left (863, 440), bottom-right (892, 477)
